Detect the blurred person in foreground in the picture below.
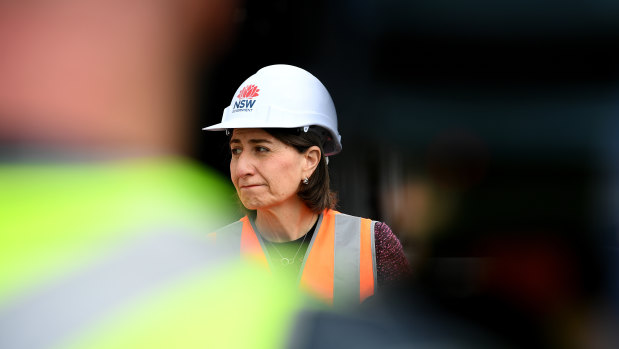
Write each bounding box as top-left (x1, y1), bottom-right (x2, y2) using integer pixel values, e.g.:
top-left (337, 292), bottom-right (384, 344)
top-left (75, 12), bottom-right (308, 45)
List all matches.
top-left (0, 1), bottom-right (304, 348)
top-left (203, 65), bottom-right (411, 307)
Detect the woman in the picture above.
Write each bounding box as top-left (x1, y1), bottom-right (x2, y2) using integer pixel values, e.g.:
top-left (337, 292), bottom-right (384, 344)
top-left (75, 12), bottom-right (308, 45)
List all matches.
top-left (203, 65), bottom-right (410, 305)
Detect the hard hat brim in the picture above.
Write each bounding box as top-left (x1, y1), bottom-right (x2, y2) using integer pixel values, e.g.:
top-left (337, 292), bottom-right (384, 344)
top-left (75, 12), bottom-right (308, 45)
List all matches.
top-left (202, 105), bottom-right (342, 156)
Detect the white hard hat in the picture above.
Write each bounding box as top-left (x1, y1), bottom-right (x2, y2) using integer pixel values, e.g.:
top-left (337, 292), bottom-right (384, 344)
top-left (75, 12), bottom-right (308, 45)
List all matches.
top-left (202, 64), bottom-right (342, 156)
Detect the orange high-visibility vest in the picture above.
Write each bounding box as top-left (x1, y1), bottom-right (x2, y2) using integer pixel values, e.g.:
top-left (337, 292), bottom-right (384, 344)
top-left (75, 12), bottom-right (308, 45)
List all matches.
top-left (209, 209), bottom-right (377, 305)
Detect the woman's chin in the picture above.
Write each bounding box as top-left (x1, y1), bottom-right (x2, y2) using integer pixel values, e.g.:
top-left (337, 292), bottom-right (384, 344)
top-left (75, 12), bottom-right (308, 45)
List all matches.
top-left (240, 199), bottom-right (264, 211)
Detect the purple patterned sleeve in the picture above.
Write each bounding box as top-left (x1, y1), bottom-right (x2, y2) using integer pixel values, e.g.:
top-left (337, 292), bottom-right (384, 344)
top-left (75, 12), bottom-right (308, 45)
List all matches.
top-left (374, 221), bottom-right (412, 286)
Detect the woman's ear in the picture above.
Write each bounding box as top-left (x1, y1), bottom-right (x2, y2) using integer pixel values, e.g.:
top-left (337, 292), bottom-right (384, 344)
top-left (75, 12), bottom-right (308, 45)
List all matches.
top-left (303, 146), bottom-right (321, 177)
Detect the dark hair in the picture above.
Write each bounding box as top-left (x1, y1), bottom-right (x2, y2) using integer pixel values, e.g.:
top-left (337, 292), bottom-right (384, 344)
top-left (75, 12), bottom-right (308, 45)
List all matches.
top-left (232, 127), bottom-right (337, 215)
top-left (267, 127), bottom-right (337, 213)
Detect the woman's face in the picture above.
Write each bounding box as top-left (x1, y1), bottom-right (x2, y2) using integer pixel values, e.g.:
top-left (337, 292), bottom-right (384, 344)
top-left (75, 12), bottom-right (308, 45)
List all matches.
top-left (229, 128), bottom-right (307, 210)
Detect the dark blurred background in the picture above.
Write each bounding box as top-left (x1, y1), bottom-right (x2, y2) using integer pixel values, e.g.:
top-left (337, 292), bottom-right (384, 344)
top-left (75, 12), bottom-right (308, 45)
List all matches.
top-left (190, 1), bottom-right (619, 347)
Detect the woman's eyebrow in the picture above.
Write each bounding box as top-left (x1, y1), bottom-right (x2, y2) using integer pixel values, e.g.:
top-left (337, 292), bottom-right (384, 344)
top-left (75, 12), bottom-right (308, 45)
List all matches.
top-left (229, 138), bottom-right (273, 145)
top-left (248, 139), bottom-right (272, 144)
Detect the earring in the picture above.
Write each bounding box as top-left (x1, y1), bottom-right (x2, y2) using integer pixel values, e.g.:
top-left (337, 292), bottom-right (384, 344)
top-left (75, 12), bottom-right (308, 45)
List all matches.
top-left (302, 178), bottom-right (309, 185)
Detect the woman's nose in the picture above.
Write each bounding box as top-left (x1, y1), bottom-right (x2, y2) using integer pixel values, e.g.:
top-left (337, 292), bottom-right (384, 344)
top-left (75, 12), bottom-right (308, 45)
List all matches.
top-left (233, 152), bottom-right (255, 178)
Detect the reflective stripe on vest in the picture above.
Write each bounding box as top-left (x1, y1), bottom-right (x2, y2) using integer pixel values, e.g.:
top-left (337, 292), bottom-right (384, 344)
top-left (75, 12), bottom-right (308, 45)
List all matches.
top-left (209, 209), bottom-right (377, 305)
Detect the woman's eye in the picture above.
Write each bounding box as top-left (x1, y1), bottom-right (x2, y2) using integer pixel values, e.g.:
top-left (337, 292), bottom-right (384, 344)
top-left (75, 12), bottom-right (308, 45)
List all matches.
top-left (256, 146), bottom-right (269, 153)
top-left (230, 148), bottom-right (242, 155)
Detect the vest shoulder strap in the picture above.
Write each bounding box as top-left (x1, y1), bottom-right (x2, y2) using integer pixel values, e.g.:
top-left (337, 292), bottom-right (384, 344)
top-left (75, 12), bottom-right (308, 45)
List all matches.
top-left (301, 210), bottom-right (377, 305)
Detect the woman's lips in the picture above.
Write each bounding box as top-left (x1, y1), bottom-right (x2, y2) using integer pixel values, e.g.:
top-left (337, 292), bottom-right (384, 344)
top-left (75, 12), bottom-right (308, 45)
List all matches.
top-left (240, 184), bottom-right (263, 189)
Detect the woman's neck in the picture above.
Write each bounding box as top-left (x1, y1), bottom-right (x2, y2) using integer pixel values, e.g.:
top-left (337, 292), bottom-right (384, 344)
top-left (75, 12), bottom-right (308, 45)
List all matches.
top-left (255, 199), bottom-right (318, 243)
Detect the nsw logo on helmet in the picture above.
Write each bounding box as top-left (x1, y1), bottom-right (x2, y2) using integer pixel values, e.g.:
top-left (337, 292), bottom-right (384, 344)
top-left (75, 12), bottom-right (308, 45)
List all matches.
top-left (232, 84), bottom-right (260, 113)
